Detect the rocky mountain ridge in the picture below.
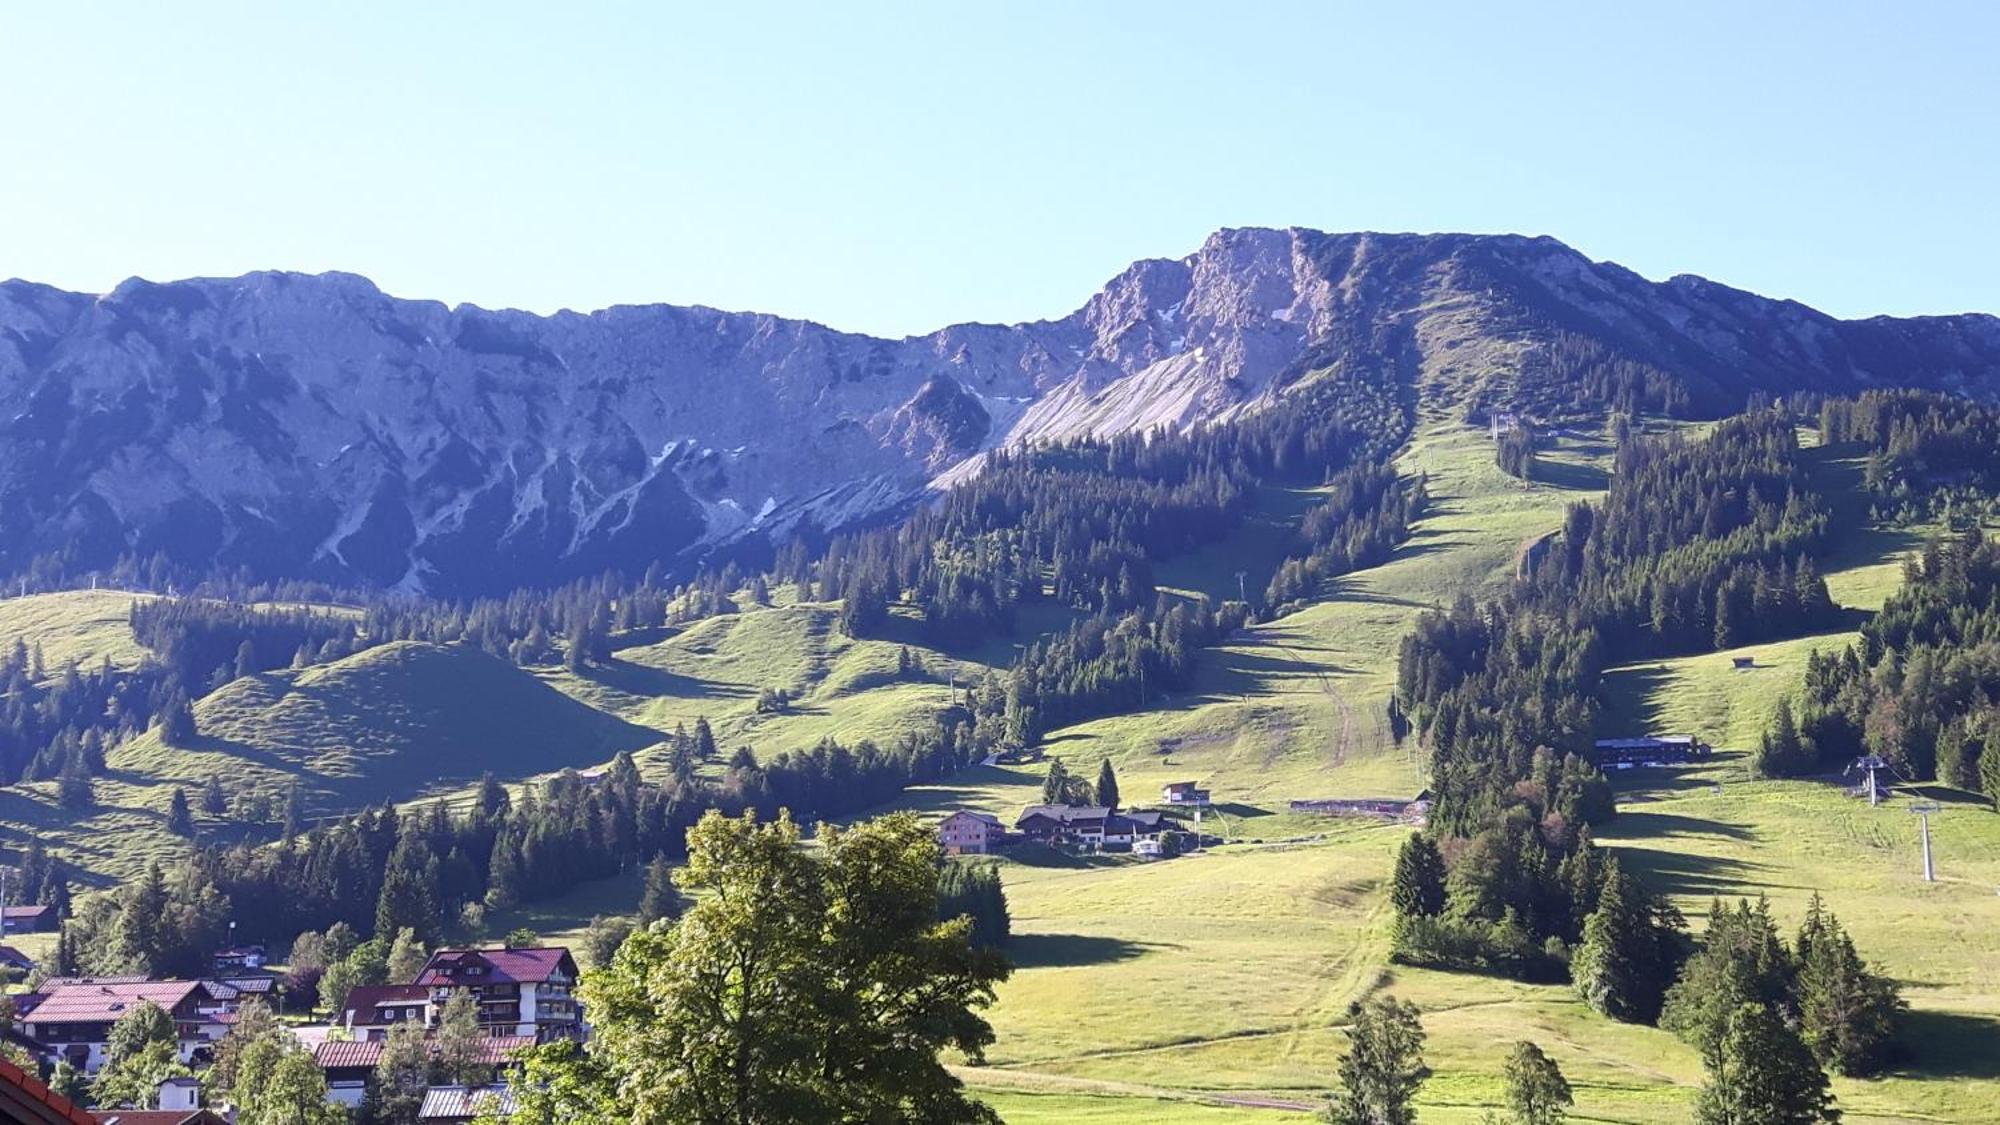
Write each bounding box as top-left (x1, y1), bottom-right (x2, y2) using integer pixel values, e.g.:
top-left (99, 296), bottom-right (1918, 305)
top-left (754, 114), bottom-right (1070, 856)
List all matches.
top-left (4, 227), bottom-right (1997, 593)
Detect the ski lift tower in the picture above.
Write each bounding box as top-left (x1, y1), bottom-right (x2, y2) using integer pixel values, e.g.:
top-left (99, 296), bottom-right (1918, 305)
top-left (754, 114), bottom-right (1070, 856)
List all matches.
top-left (1850, 754), bottom-right (1891, 807)
top-left (1909, 800), bottom-right (1942, 882)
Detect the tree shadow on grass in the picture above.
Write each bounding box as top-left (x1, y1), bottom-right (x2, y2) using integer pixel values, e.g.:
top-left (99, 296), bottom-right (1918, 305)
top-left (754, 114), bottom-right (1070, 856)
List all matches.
top-left (1605, 848), bottom-right (1794, 899)
top-left (1531, 458), bottom-right (1610, 492)
top-left (575, 657), bottom-right (721, 700)
top-left (1611, 810), bottom-right (1757, 843)
top-left (1002, 843), bottom-right (1127, 870)
top-left (1006, 933), bottom-right (1173, 969)
top-left (1893, 1009), bottom-right (2000, 1080)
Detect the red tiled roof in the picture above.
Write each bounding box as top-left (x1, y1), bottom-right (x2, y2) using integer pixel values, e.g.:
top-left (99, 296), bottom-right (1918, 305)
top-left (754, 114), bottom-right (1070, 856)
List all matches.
top-left (92, 1113), bottom-right (228, 1124)
top-left (414, 947), bottom-right (575, 986)
top-left (21, 981), bottom-right (209, 1025)
top-left (0, 905), bottom-right (51, 918)
top-left (0, 1055), bottom-right (95, 1124)
top-left (315, 1035), bottom-right (536, 1070)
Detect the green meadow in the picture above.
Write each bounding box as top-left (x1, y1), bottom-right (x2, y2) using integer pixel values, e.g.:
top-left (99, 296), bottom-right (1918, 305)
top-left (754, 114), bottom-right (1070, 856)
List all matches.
top-left (3, 418), bottom-right (1998, 1122)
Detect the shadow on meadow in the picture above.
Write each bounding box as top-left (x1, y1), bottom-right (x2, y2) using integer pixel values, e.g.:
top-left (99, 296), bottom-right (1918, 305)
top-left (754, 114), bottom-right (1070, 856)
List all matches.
top-left (1895, 1009), bottom-right (2000, 1081)
top-left (1005, 933), bottom-right (1175, 969)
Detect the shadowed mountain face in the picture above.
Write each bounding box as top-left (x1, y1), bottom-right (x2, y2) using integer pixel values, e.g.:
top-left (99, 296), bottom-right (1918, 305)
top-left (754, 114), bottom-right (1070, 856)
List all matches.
top-left (3, 228), bottom-right (1997, 594)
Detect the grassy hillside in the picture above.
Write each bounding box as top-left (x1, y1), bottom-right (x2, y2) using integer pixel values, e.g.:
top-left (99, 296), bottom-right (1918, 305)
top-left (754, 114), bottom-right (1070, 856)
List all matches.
top-left (114, 640), bottom-right (659, 811)
top-left (0, 588), bottom-right (155, 677)
top-left (920, 419), bottom-right (2000, 1122)
top-left (0, 640), bottom-right (660, 883)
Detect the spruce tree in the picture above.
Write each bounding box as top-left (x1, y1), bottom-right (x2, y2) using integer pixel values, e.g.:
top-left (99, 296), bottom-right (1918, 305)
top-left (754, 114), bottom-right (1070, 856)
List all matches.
top-left (1042, 759), bottom-right (1070, 806)
top-left (637, 854), bottom-right (683, 925)
top-left (1756, 697), bottom-right (1807, 778)
top-left (202, 773), bottom-right (228, 817)
top-left (167, 788), bottom-right (194, 838)
top-left (1662, 898), bottom-right (1793, 1057)
top-left (1503, 1039), bottom-right (1573, 1125)
top-left (1095, 759), bottom-right (1120, 811)
top-left (1794, 899), bottom-right (1903, 1076)
top-left (1571, 860), bottom-right (1670, 1023)
top-left (1693, 1002), bottom-right (1839, 1124)
top-left (1982, 735), bottom-right (2000, 811)
top-left (1327, 994), bottom-right (1429, 1125)
top-left (1390, 833), bottom-right (1448, 918)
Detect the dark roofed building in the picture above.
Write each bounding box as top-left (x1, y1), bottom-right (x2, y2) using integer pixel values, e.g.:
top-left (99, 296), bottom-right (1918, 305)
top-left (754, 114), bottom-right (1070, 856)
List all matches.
top-left (1014, 805), bottom-right (1174, 847)
top-left (337, 983), bottom-right (431, 1040)
top-left (1592, 735), bottom-right (1711, 769)
top-left (2, 905), bottom-right (55, 934)
top-left (414, 948), bottom-right (583, 1040)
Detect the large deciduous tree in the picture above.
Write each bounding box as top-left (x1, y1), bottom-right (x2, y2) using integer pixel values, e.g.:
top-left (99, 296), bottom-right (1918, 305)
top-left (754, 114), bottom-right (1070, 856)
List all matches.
top-left (508, 809), bottom-right (1009, 1123)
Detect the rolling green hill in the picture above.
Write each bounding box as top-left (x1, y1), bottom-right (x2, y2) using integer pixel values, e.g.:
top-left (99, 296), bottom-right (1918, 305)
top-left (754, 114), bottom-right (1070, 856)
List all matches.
top-left (113, 640), bottom-right (660, 811)
top-left (0, 588), bottom-right (155, 678)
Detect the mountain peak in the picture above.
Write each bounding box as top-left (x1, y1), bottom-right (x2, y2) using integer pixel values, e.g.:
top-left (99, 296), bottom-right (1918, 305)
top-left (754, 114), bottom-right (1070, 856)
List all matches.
top-left (2, 231), bottom-right (1997, 594)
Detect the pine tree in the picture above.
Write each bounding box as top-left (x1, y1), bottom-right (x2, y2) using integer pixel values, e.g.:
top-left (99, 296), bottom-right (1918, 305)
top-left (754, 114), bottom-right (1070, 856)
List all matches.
top-left (1755, 697), bottom-right (1808, 778)
top-left (1981, 735), bottom-right (2000, 811)
top-left (1662, 898), bottom-right (1793, 1058)
top-left (485, 833), bottom-right (524, 910)
top-left (1327, 994), bottom-right (1429, 1125)
top-left (56, 765), bottom-right (94, 811)
top-left (1571, 860), bottom-right (1670, 1023)
top-left (157, 692), bottom-right (197, 746)
top-left (1042, 759), bottom-right (1071, 806)
top-left (1503, 1040), bottom-right (1573, 1125)
top-left (477, 772), bottom-right (511, 819)
top-left (693, 716), bottom-right (718, 762)
top-left (1390, 833), bottom-right (1448, 918)
top-left (637, 854), bottom-right (683, 925)
top-left (1794, 899), bottom-right (1903, 1076)
top-left (282, 780), bottom-right (304, 841)
top-left (166, 788), bottom-right (194, 837)
top-left (1693, 1002), bottom-right (1839, 1124)
top-left (1095, 759), bottom-right (1120, 811)
top-left (202, 773), bottom-right (228, 817)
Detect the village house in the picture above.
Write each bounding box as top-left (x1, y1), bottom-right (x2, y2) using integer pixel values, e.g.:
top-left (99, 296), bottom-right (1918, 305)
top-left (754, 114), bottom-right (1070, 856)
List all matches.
top-left (1592, 735), bottom-right (1711, 769)
top-left (17, 980), bottom-right (228, 1073)
top-left (1160, 781), bottom-right (1210, 807)
top-left (412, 947), bottom-right (584, 1041)
top-left (1013, 806), bottom-right (1174, 848)
top-left (937, 810), bottom-right (1003, 855)
top-left (0, 944), bottom-right (37, 976)
top-left (1, 905), bottom-right (56, 934)
top-left (210, 945), bottom-right (267, 974)
top-left (314, 1035), bottom-right (535, 1109)
top-left (335, 984), bottom-right (432, 1040)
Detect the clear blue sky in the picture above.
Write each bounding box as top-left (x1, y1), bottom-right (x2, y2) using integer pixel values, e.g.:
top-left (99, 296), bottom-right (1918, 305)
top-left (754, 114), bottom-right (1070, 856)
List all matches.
top-left (3, 2), bottom-right (1994, 337)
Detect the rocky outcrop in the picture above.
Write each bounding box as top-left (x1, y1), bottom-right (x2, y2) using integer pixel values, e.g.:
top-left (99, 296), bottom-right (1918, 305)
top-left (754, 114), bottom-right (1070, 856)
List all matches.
top-left (3, 229), bottom-right (1996, 593)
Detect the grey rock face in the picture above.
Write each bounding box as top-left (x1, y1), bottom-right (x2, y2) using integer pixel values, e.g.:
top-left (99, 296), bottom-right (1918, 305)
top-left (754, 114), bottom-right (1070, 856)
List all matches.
top-left (3, 229), bottom-right (1995, 593)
